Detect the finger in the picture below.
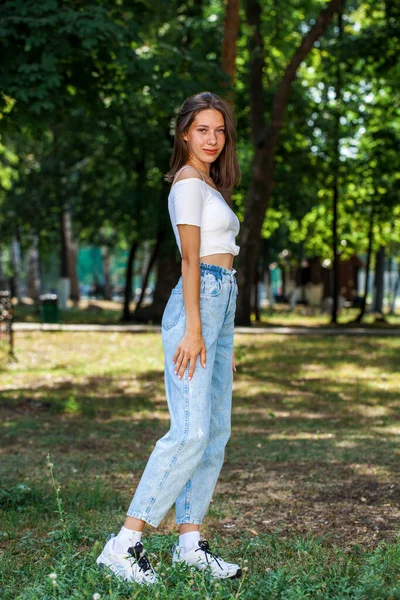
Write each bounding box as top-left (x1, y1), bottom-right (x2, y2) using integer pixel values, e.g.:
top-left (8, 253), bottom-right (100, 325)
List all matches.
top-left (200, 346), bottom-right (207, 369)
top-left (174, 354), bottom-right (184, 374)
top-left (173, 347), bottom-right (182, 364)
top-left (188, 354), bottom-right (198, 381)
top-left (178, 355), bottom-right (189, 379)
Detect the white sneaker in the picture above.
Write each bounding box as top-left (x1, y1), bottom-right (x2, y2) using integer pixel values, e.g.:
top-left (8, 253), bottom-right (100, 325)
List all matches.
top-left (172, 539), bottom-right (242, 579)
top-left (96, 534), bottom-right (159, 585)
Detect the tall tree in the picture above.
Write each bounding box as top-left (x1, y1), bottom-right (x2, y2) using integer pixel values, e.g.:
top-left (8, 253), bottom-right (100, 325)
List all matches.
top-left (220, 0), bottom-right (240, 207)
top-left (331, 3), bottom-right (344, 324)
top-left (236, 0), bottom-right (344, 325)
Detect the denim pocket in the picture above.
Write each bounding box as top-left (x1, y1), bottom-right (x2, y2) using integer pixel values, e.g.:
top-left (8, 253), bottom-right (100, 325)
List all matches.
top-left (200, 272), bottom-right (223, 298)
top-left (162, 293), bottom-right (185, 331)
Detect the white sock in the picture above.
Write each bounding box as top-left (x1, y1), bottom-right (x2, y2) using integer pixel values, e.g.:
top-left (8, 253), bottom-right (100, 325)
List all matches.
top-left (179, 530), bottom-right (201, 552)
top-left (114, 525), bottom-right (143, 552)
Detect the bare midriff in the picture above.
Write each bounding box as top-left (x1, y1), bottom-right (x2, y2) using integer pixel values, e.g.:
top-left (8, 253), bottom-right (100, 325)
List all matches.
top-left (200, 253), bottom-right (234, 270)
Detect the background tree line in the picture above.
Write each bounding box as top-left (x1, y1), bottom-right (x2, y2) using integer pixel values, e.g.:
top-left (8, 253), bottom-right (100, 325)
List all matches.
top-left (0, 0), bottom-right (399, 324)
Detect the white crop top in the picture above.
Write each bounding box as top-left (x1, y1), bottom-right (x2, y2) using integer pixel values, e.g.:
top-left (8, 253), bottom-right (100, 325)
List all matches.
top-left (168, 166), bottom-right (240, 258)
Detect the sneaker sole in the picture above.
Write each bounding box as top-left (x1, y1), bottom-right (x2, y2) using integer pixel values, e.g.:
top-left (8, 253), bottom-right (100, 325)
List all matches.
top-left (212, 567), bottom-right (242, 579)
top-left (173, 558), bottom-right (242, 580)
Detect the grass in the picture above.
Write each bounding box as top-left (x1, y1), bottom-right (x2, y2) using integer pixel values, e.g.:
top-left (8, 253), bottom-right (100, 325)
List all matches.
top-left (13, 298), bottom-right (400, 327)
top-left (14, 299), bottom-right (124, 325)
top-left (257, 305), bottom-right (400, 328)
top-left (1, 331), bottom-right (400, 599)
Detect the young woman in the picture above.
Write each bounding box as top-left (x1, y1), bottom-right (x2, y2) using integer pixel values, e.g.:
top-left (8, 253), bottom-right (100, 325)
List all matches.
top-left (97, 91), bottom-right (242, 586)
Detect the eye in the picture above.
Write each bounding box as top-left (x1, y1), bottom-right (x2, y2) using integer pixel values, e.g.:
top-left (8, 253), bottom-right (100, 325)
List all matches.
top-left (198, 128), bottom-right (207, 132)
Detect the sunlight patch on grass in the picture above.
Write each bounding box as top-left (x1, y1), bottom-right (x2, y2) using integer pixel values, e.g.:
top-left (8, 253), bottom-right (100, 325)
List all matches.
top-left (361, 405), bottom-right (394, 417)
top-left (335, 439), bottom-right (359, 448)
top-left (349, 463), bottom-right (394, 477)
top-left (372, 425), bottom-right (400, 436)
top-left (268, 432), bottom-right (336, 440)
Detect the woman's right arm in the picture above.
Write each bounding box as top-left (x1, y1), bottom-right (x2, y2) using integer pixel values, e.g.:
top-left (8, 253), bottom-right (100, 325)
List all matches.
top-left (170, 171), bottom-right (207, 382)
top-left (172, 224), bottom-right (207, 381)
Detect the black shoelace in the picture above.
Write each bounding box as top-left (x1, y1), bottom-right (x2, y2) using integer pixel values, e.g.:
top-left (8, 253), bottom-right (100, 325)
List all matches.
top-left (127, 542), bottom-right (155, 575)
top-left (194, 540), bottom-right (223, 570)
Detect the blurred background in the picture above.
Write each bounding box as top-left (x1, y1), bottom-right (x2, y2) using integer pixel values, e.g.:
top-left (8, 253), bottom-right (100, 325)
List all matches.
top-left (1, 4), bottom-right (400, 597)
top-left (0, 0), bottom-right (399, 328)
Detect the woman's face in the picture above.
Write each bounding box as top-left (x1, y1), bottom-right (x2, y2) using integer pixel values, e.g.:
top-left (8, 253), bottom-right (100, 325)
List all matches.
top-left (183, 109), bottom-right (226, 166)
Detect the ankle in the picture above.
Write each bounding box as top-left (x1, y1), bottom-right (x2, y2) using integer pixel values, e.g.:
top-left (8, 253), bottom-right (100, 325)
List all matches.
top-left (114, 525), bottom-right (143, 552)
top-left (179, 530), bottom-right (201, 552)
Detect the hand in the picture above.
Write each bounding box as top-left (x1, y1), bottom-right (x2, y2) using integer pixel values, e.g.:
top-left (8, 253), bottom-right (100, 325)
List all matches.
top-left (173, 330), bottom-right (207, 381)
top-left (232, 351), bottom-right (236, 373)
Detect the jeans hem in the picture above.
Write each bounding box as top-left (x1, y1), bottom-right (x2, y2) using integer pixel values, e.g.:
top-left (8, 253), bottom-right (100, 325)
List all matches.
top-left (175, 517), bottom-right (203, 525)
top-left (126, 510), bottom-right (159, 528)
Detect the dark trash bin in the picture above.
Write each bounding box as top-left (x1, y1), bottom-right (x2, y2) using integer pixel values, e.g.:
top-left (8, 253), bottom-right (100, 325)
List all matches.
top-left (39, 294), bottom-right (60, 324)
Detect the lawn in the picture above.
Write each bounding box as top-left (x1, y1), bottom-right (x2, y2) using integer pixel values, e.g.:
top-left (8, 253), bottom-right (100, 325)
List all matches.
top-left (13, 298), bottom-right (400, 328)
top-left (1, 331), bottom-right (400, 599)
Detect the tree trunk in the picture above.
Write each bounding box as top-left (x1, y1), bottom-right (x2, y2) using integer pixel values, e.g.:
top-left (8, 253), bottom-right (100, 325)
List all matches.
top-left (354, 207), bottom-right (374, 323)
top-left (121, 240), bottom-right (138, 322)
top-left (220, 0), bottom-right (240, 207)
top-left (58, 206), bottom-right (79, 305)
top-left (26, 235), bottom-right (41, 305)
top-left (331, 181), bottom-right (339, 323)
top-left (253, 256), bottom-right (261, 321)
top-left (10, 234), bottom-right (22, 300)
top-left (134, 232), bottom-right (163, 315)
top-left (0, 247), bottom-right (5, 289)
top-left (59, 208), bottom-right (72, 309)
top-left (133, 171), bottom-right (181, 323)
top-left (236, 0), bottom-right (343, 325)
top-left (60, 210), bottom-right (69, 279)
top-left (221, 0), bottom-right (240, 104)
top-left (389, 261), bottom-right (400, 315)
top-left (101, 246), bottom-right (113, 301)
top-left (260, 239), bottom-right (269, 313)
top-left (331, 5), bottom-right (344, 324)
top-left (281, 266), bottom-right (286, 299)
top-left (135, 240), bottom-right (152, 309)
top-left (69, 240), bottom-right (80, 303)
top-left (133, 249), bottom-right (181, 324)
top-left (372, 245), bottom-right (385, 316)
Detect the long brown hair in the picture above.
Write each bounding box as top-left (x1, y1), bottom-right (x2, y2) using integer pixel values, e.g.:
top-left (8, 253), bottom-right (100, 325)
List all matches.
top-left (164, 91), bottom-right (241, 189)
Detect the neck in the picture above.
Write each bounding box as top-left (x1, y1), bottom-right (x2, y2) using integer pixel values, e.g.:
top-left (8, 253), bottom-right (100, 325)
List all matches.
top-left (187, 157), bottom-right (210, 178)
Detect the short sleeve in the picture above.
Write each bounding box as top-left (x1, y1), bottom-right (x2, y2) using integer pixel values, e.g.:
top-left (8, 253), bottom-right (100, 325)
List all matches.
top-left (171, 179), bottom-right (205, 227)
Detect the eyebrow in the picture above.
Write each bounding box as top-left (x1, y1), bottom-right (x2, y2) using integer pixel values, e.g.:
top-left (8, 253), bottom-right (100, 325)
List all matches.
top-left (196, 124), bottom-right (225, 128)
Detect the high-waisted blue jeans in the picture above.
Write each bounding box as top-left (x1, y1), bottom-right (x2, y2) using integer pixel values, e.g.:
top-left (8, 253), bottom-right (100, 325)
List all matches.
top-left (126, 262), bottom-right (238, 527)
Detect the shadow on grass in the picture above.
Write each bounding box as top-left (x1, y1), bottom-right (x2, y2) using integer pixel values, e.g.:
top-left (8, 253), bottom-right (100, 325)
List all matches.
top-left (235, 335), bottom-right (400, 375)
top-left (1, 334), bottom-right (400, 550)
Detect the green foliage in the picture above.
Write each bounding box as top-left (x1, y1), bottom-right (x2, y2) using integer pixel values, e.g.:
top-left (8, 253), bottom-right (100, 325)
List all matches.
top-left (0, 0), bottom-right (399, 298)
top-left (0, 1), bottom-right (139, 117)
top-left (254, 0), bottom-right (400, 265)
top-left (0, 0), bottom-right (236, 261)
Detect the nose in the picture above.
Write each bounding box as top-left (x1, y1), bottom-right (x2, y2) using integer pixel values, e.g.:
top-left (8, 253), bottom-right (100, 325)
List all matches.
top-left (207, 132), bottom-right (217, 146)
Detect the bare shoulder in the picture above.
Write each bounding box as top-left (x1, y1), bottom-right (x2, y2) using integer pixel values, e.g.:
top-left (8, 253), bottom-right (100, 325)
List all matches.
top-left (173, 166), bottom-right (203, 185)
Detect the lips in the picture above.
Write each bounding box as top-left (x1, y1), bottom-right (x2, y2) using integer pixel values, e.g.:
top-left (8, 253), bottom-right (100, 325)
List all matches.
top-left (203, 149), bottom-right (218, 154)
